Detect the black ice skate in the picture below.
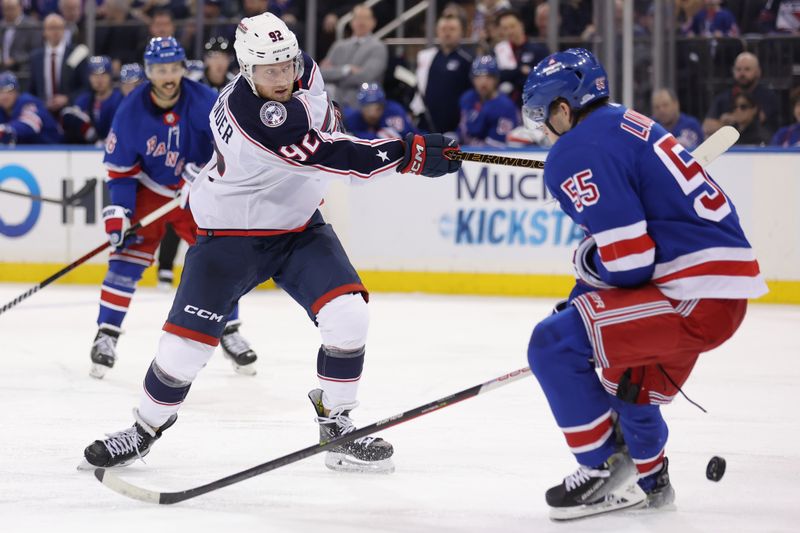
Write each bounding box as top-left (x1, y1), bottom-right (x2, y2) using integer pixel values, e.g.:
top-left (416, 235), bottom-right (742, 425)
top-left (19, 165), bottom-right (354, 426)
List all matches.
top-left (220, 321), bottom-right (258, 375)
top-left (89, 324), bottom-right (122, 379)
top-left (81, 409), bottom-right (177, 469)
top-left (546, 452), bottom-right (645, 521)
top-left (638, 457), bottom-right (676, 509)
top-left (308, 388), bottom-right (395, 474)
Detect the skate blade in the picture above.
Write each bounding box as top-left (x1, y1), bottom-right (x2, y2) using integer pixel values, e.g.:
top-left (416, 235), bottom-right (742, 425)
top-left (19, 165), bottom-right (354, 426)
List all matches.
top-left (325, 452), bottom-right (395, 474)
top-left (231, 361), bottom-right (257, 376)
top-left (549, 484), bottom-right (647, 521)
top-left (89, 363), bottom-right (111, 379)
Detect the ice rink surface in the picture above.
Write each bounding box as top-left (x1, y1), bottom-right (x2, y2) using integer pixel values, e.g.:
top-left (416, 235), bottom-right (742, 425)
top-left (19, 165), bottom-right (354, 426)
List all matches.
top-left (0, 284), bottom-right (797, 533)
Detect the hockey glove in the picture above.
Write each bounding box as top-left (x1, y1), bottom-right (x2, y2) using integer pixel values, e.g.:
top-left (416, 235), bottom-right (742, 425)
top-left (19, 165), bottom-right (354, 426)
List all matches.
top-left (397, 133), bottom-right (462, 178)
top-left (102, 205), bottom-right (134, 249)
top-left (573, 236), bottom-right (613, 290)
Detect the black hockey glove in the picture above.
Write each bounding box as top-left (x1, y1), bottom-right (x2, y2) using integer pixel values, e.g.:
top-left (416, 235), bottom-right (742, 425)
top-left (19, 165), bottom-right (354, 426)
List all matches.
top-left (397, 133), bottom-right (461, 178)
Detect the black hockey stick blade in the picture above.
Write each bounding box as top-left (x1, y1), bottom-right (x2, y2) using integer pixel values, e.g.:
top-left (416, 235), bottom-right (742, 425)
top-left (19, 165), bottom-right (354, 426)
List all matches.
top-left (93, 366), bottom-right (532, 504)
top-left (448, 150), bottom-right (546, 169)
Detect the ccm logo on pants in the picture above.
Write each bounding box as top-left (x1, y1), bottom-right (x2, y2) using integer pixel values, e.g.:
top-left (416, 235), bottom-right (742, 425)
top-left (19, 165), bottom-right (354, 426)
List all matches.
top-left (184, 305), bottom-right (224, 322)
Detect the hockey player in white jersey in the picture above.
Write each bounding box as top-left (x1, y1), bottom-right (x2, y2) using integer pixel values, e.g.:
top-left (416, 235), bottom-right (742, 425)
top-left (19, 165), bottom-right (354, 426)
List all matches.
top-left (82, 12), bottom-right (461, 473)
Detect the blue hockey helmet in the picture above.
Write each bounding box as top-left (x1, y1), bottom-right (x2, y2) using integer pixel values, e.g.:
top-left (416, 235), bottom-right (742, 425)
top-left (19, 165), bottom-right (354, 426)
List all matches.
top-left (88, 55), bottom-right (112, 76)
top-left (357, 82), bottom-right (386, 106)
top-left (143, 36), bottom-right (186, 66)
top-left (120, 63), bottom-right (144, 84)
top-left (0, 71), bottom-right (19, 91)
top-left (522, 48), bottom-right (608, 129)
top-left (471, 55), bottom-right (499, 78)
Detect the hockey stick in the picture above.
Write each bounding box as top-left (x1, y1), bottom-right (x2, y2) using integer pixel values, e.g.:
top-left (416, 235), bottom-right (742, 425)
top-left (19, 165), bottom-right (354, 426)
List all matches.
top-left (0, 178), bottom-right (97, 206)
top-left (393, 64), bottom-right (439, 133)
top-left (0, 196), bottom-right (181, 316)
top-left (447, 125), bottom-right (740, 170)
top-left (93, 366), bottom-right (532, 504)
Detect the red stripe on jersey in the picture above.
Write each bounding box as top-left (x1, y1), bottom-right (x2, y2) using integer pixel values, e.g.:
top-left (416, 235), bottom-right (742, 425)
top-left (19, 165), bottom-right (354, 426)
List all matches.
top-left (100, 290), bottom-right (131, 308)
top-left (163, 322), bottom-right (220, 346)
top-left (108, 165), bottom-right (141, 179)
top-left (599, 233), bottom-right (656, 261)
top-left (635, 450), bottom-right (665, 475)
top-left (563, 415), bottom-right (613, 449)
top-left (311, 283), bottom-right (369, 316)
top-left (654, 259), bottom-right (761, 284)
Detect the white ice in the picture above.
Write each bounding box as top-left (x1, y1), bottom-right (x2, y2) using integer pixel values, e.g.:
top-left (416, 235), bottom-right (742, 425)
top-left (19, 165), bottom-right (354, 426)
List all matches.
top-left (0, 284), bottom-right (797, 533)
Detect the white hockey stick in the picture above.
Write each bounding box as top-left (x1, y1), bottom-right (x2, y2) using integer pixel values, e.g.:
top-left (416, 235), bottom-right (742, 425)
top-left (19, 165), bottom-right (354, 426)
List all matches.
top-left (691, 125), bottom-right (739, 167)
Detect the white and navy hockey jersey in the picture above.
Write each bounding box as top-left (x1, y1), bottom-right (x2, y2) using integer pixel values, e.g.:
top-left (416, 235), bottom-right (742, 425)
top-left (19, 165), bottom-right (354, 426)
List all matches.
top-left (190, 53), bottom-right (406, 232)
top-left (103, 79), bottom-right (218, 213)
top-left (546, 104), bottom-right (767, 300)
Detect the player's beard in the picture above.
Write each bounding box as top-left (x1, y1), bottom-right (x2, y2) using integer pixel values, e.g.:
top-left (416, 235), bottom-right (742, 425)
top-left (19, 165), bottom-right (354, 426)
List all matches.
top-left (152, 81), bottom-right (180, 103)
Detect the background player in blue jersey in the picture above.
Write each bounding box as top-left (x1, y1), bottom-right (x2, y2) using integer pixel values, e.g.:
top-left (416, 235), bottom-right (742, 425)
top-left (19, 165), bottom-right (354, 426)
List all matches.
top-left (61, 56), bottom-right (124, 145)
top-left (82, 12), bottom-right (461, 474)
top-left (458, 55), bottom-right (520, 147)
top-left (521, 48), bottom-right (767, 520)
top-left (0, 72), bottom-right (62, 145)
top-left (119, 63), bottom-right (145, 97)
top-left (89, 37), bottom-right (259, 379)
top-left (651, 88), bottom-right (704, 151)
top-left (344, 82), bottom-right (416, 139)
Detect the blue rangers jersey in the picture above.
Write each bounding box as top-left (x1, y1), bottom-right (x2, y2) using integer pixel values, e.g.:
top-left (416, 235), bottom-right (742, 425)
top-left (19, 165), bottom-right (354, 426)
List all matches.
top-left (343, 100), bottom-right (416, 139)
top-left (103, 78), bottom-right (218, 213)
top-left (545, 104), bottom-right (767, 300)
top-left (0, 92), bottom-right (62, 144)
top-left (73, 88), bottom-right (124, 141)
top-left (190, 53), bottom-right (406, 232)
top-left (770, 123), bottom-right (800, 147)
top-left (458, 89), bottom-right (519, 146)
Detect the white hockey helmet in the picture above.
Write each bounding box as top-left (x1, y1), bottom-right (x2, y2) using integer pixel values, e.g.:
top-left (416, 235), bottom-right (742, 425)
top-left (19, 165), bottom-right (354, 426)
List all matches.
top-left (234, 12), bottom-right (304, 96)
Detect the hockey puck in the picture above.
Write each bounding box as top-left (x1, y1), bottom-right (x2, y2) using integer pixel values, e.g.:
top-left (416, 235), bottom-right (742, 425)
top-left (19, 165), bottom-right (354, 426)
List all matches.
top-left (706, 456), bottom-right (726, 481)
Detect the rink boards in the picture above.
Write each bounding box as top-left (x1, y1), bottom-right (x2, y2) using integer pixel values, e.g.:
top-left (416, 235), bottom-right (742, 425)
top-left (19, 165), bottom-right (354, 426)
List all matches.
top-left (0, 146), bottom-right (798, 303)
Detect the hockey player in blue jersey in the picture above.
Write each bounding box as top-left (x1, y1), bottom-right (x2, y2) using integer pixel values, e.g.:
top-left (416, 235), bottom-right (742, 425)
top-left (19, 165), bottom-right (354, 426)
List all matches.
top-left (458, 55), bottom-right (520, 147)
top-left (521, 49), bottom-right (767, 520)
top-left (61, 56), bottom-right (124, 145)
top-left (89, 37), bottom-right (259, 379)
top-left (82, 13), bottom-right (460, 473)
top-left (344, 82), bottom-right (416, 139)
top-left (0, 72), bottom-right (62, 144)
top-left (119, 63), bottom-right (145, 97)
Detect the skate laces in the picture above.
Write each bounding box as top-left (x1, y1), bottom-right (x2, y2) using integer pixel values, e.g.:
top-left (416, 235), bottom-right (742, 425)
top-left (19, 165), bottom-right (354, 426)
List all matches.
top-left (315, 410), bottom-right (377, 446)
top-left (102, 427), bottom-right (144, 460)
top-left (93, 333), bottom-right (117, 355)
top-left (221, 330), bottom-right (251, 354)
top-left (564, 465), bottom-right (610, 491)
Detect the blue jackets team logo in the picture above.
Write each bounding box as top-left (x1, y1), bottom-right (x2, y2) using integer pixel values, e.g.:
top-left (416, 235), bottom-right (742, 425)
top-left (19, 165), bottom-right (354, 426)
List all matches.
top-left (0, 165), bottom-right (41, 237)
top-left (260, 101), bottom-right (287, 127)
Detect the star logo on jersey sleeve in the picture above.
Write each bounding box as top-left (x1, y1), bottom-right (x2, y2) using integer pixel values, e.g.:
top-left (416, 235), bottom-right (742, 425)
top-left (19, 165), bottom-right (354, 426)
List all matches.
top-left (376, 149), bottom-right (389, 162)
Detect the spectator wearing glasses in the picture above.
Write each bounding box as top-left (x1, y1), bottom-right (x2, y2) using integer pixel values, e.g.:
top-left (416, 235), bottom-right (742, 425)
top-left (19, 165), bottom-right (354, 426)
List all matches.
top-left (703, 52), bottom-right (778, 138)
top-left (732, 92), bottom-right (771, 145)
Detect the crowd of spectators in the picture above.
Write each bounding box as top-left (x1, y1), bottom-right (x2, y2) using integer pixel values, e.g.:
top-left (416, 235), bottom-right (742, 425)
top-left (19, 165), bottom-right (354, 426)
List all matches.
top-left (0, 0), bottom-right (799, 147)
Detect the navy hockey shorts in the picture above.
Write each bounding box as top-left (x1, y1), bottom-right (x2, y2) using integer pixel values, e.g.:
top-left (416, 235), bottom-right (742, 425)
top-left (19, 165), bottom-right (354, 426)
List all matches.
top-left (163, 211), bottom-right (367, 346)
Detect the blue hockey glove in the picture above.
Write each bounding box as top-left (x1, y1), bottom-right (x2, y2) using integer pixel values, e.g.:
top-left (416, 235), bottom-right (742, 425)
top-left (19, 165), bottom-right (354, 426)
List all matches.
top-left (397, 133), bottom-right (462, 177)
top-left (573, 237), bottom-right (613, 289)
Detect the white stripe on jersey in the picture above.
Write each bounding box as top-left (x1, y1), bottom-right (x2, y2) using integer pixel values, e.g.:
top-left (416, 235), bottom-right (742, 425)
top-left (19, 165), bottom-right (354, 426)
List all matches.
top-left (593, 220), bottom-right (648, 247)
